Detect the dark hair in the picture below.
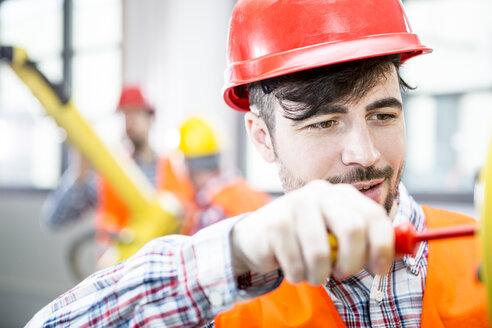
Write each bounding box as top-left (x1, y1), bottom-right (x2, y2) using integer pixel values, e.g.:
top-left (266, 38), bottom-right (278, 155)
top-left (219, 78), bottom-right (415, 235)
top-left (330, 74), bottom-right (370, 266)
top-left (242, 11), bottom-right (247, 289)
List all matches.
top-left (247, 54), bottom-right (413, 133)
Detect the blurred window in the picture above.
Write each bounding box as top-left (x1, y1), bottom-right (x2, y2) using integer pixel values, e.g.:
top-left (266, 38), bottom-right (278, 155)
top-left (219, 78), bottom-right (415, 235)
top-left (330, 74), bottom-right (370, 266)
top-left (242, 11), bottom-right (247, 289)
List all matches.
top-left (0, 0), bottom-right (122, 189)
top-left (401, 0), bottom-right (492, 199)
top-left (72, 0), bottom-right (122, 143)
top-left (0, 0), bottom-right (63, 188)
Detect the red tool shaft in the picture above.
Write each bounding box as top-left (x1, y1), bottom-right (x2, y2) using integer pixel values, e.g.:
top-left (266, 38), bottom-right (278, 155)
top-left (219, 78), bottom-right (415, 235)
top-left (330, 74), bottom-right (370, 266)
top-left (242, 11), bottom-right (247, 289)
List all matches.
top-left (394, 222), bottom-right (479, 255)
top-left (413, 224), bottom-right (478, 242)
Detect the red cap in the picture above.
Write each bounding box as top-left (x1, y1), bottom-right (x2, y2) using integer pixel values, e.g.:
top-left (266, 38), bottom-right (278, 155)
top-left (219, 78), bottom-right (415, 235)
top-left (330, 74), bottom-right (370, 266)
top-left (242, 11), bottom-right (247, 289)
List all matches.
top-left (117, 86), bottom-right (154, 114)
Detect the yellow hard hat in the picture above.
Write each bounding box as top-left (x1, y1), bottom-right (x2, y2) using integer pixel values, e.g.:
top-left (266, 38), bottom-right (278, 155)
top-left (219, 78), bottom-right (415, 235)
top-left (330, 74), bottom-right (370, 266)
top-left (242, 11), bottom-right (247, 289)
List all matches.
top-left (178, 117), bottom-right (220, 158)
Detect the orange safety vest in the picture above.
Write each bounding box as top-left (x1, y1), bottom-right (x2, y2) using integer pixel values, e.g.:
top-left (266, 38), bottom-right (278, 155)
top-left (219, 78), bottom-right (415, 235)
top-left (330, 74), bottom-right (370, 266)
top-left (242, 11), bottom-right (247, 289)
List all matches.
top-left (95, 177), bottom-right (132, 244)
top-left (156, 151), bottom-right (198, 235)
top-left (95, 155), bottom-right (190, 245)
top-left (156, 150), bottom-right (270, 235)
top-left (157, 151), bottom-right (196, 208)
top-left (188, 176), bottom-right (271, 235)
top-left (202, 177), bottom-right (271, 217)
top-left (97, 152), bottom-right (271, 240)
top-left (215, 206), bottom-right (488, 327)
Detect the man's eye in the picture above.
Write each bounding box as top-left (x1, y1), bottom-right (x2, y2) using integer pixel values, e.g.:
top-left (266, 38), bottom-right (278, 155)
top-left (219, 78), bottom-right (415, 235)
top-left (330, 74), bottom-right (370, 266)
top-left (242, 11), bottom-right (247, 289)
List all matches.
top-left (311, 120), bottom-right (336, 129)
top-left (372, 113), bottom-right (396, 121)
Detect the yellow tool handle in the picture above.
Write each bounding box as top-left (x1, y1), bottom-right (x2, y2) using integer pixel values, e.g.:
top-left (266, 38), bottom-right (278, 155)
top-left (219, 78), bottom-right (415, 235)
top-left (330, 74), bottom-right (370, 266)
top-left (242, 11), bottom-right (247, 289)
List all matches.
top-left (328, 233), bottom-right (338, 263)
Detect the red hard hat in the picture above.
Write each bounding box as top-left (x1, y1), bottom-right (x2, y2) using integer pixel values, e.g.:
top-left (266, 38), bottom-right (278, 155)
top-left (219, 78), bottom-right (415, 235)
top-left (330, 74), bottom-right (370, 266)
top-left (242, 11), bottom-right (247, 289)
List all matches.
top-left (223, 0), bottom-right (432, 112)
top-left (117, 86), bottom-right (154, 114)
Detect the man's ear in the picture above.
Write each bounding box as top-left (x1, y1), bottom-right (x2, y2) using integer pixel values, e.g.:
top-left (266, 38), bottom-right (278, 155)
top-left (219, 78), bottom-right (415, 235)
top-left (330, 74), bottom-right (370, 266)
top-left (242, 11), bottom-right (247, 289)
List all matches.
top-left (244, 111), bottom-right (276, 163)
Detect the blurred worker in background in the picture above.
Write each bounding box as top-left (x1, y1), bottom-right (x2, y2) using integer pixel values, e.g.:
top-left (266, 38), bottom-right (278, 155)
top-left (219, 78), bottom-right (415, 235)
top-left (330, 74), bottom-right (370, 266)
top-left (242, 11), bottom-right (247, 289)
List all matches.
top-left (41, 86), bottom-right (161, 265)
top-left (42, 89), bottom-right (267, 270)
top-left (29, 0), bottom-right (488, 326)
top-left (160, 117), bottom-right (270, 235)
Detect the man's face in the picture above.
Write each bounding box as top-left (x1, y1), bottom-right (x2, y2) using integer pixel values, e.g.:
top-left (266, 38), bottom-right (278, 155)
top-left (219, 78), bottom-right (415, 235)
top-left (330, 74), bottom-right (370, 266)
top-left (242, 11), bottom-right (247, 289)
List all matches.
top-left (122, 108), bottom-right (153, 150)
top-left (254, 67), bottom-right (405, 214)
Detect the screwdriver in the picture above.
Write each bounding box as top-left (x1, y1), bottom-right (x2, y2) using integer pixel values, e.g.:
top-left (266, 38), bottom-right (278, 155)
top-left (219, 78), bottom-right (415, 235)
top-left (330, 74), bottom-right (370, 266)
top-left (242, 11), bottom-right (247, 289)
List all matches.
top-left (328, 222), bottom-right (479, 262)
top-left (393, 221), bottom-right (478, 254)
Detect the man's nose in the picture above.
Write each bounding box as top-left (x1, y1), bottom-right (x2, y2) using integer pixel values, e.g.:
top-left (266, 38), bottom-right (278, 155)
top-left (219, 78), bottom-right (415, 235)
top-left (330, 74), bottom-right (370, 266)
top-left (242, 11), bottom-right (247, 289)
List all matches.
top-left (341, 124), bottom-right (380, 167)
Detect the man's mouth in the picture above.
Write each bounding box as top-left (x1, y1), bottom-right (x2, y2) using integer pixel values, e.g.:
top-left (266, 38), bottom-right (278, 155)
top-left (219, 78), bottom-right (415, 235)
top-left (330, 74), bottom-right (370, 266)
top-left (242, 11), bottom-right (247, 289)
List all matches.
top-left (352, 179), bottom-right (385, 202)
top-left (358, 185), bottom-right (377, 191)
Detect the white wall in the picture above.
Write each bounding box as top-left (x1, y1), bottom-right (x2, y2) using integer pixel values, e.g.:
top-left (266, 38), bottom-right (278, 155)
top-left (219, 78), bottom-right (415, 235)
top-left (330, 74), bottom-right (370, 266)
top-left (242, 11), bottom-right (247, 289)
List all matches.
top-left (122, 0), bottom-right (241, 169)
top-left (0, 191), bottom-right (95, 326)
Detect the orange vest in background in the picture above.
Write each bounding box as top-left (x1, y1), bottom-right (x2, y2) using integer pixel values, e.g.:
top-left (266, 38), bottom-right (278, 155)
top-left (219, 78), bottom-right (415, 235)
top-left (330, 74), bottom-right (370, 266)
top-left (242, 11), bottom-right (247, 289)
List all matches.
top-left (95, 156), bottom-right (175, 245)
top-left (205, 177), bottom-right (271, 218)
top-left (156, 152), bottom-right (198, 235)
top-left (183, 176), bottom-right (271, 235)
top-left (97, 151), bottom-right (271, 241)
top-left (156, 151), bottom-right (271, 235)
top-left (157, 151), bottom-right (196, 208)
top-left (215, 206), bottom-right (488, 327)
top-left (95, 177), bottom-right (131, 245)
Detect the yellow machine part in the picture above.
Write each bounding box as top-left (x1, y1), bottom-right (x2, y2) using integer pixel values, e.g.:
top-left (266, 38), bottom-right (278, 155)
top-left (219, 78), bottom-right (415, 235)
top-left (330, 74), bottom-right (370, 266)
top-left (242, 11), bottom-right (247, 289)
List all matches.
top-left (3, 47), bottom-right (181, 262)
top-left (481, 136), bottom-right (492, 320)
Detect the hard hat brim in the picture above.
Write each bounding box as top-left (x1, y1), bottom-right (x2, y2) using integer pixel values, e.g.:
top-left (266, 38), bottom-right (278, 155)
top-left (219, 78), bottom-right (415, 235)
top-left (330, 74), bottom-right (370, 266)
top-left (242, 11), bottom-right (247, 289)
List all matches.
top-left (223, 33), bottom-right (432, 112)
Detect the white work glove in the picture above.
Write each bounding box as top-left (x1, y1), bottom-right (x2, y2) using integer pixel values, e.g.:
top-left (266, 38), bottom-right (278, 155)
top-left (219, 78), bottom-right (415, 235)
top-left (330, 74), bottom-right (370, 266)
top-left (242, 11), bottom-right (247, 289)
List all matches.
top-left (230, 180), bottom-right (394, 285)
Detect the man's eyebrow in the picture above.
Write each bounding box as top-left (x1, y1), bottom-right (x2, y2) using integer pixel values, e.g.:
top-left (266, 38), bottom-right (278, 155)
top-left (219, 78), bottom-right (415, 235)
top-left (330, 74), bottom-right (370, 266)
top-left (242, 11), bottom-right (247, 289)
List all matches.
top-left (287, 104), bottom-right (347, 125)
top-left (310, 104), bottom-right (348, 117)
top-left (366, 97), bottom-right (402, 111)
top-left (289, 98), bottom-right (401, 124)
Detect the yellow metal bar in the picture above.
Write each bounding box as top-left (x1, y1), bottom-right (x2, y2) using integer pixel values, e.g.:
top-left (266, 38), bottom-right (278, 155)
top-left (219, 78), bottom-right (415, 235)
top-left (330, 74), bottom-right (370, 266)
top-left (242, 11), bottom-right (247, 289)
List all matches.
top-left (481, 135), bottom-right (492, 321)
top-left (3, 47), bottom-right (181, 261)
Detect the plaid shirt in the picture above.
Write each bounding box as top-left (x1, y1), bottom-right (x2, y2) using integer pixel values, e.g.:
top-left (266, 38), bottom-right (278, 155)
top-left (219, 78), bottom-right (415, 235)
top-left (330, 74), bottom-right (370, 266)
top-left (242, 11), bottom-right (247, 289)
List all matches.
top-left (28, 184), bottom-right (428, 327)
top-left (327, 184), bottom-right (428, 327)
top-left (27, 217), bottom-right (244, 327)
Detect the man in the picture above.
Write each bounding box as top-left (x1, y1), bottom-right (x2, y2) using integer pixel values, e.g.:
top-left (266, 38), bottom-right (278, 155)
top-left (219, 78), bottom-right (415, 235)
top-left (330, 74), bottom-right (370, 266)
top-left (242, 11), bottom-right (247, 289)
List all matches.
top-left (29, 0), bottom-right (487, 327)
top-left (42, 86), bottom-right (161, 260)
top-left (160, 116), bottom-right (271, 235)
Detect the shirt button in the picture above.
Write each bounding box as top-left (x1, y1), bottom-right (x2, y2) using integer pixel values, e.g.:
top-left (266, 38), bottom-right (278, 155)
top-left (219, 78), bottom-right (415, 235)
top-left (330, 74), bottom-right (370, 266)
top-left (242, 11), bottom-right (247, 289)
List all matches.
top-left (210, 292), bottom-right (223, 307)
top-left (407, 256), bottom-right (416, 266)
top-left (374, 290), bottom-right (384, 303)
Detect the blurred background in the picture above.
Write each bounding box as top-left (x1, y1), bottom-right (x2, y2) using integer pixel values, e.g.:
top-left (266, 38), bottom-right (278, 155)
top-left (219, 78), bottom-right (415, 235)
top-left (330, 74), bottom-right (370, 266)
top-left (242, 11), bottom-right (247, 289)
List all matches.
top-left (0, 0), bottom-right (491, 325)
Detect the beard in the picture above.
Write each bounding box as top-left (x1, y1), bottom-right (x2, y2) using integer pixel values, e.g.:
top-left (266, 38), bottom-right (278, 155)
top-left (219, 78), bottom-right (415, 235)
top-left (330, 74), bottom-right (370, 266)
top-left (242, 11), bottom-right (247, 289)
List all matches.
top-left (276, 157), bottom-right (403, 214)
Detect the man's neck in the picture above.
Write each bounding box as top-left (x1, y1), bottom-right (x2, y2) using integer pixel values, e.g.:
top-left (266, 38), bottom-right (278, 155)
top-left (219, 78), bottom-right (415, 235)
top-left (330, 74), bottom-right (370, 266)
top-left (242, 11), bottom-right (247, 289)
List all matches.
top-left (133, 144), bottom-right (154, 164)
